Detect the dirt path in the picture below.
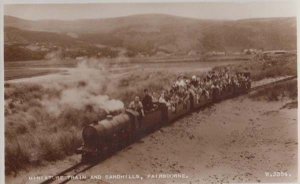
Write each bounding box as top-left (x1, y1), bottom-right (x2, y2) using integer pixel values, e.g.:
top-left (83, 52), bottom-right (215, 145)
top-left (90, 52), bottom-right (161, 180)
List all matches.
top-left (7, 94), bottom-right (297, 184)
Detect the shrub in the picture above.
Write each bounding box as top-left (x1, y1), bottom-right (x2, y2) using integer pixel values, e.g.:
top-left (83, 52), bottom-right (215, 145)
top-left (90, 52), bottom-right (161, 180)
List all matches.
top-left (15, 124), bottom-right (28, 134)
top-left (38, 135), bottom-right (64, 161)
top-left (5, 138), bottom-right (30, 175)
top-left (58, 129), bottom-right (82, 155)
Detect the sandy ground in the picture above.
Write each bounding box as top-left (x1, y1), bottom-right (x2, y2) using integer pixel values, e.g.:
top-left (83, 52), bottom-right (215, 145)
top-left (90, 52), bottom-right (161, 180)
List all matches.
top-left (6, 93), bottom-right (297, 184)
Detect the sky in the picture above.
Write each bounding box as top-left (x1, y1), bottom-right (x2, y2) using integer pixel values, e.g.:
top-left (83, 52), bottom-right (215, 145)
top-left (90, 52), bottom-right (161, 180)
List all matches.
top-left (3, 0), bottom-right (298, 21)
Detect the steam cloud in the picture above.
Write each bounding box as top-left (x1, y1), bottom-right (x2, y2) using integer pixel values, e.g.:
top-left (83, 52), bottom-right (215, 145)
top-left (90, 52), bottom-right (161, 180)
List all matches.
top-left (41, 58), bottom-right (125, 117)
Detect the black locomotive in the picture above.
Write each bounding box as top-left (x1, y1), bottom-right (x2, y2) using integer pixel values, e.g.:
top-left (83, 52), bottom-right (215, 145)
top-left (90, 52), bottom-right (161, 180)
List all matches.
top-left (77, 72), bottom-right (251, 162)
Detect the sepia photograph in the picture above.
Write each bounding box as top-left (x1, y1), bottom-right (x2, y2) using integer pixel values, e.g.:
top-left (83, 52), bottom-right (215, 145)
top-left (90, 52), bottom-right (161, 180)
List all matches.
top-left (3, 1), bottom-right (298, 184)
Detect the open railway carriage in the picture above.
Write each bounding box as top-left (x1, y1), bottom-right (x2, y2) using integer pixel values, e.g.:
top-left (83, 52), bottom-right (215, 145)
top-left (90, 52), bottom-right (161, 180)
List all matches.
top-left (126, 105), bottom-right (165, 135)
top-left (165, 95), bottom-right (191, 122)
top-left (235, 72), bottom-right (251, 95)
top-left (243, 72), bottom-right (251, 89)
top-left (215, 85), bottom-right (235, 101)
top-left (78, 72), bottom-right (251, 162)
top-left (189, 89), bottom-right (212, 109)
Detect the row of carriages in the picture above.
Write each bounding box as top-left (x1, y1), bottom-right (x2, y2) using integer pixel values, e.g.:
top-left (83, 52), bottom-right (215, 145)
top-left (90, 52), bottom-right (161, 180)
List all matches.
top-left (78, 73), bottom-right (251, 162)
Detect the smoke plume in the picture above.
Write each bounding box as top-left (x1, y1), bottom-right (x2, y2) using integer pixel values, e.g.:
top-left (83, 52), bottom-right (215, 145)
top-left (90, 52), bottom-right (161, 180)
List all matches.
top-left (41, 58), bottom-right (125, 117)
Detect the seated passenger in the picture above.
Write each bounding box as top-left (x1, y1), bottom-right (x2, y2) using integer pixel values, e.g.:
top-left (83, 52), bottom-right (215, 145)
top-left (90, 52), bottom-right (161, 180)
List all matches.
top-left (151, 91), bottom-right (159, 103)
top-left (129, 96), bottom-right (145, 117)
top-left (191, 75), bottom-right (198, 88)
top-left (142, 89), bottom-right (154, 112)
top-left (159, 91), bottom-right (169, 104)
top-left (176, 75), bottom-right (187, 88)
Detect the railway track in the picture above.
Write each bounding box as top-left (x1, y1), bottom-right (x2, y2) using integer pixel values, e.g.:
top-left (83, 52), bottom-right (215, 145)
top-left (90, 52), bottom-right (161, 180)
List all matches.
top-left (40, 161), bottom-right (104, 184)
top-left (250, 76), bottom-right (297, 92)
top-left (39, 75), bottom-right (297, 184)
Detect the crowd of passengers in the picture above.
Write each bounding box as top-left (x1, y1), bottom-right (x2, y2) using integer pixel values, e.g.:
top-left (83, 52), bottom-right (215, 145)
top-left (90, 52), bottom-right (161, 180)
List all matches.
top-left (129, 68), bottom-right (251, 116)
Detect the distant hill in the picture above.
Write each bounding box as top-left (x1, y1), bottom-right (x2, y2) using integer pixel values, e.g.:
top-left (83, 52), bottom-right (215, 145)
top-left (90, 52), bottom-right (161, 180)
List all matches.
top-left (4, 14), bottom-right (297, 56)
top-left (4, 27), bottom-right (80, 46)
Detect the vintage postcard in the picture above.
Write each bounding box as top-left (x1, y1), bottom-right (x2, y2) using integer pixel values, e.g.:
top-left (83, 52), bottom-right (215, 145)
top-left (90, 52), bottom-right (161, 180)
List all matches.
top-left (2, 1), bottom-right (298, 184)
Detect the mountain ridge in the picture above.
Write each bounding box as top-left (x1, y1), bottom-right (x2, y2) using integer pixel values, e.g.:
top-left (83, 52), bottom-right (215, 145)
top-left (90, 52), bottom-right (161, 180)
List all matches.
top-left (5, 14), bottom-right (296, 23)
top-left (4, 14), bottom-right (297, 57)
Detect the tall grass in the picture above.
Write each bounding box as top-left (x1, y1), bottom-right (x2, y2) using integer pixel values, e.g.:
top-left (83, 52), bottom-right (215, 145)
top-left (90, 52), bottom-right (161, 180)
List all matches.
top-left (5, 83), bottom-right (96, 174)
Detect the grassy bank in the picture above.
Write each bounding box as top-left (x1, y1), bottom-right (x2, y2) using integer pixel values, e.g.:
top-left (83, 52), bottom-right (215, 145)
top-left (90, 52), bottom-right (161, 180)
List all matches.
top-left (4, 70), bottom-right (177, 175)
top-left (249, 79), bottom-right (297, 101)
top-left (5, 83), bottom-right (104, 175)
